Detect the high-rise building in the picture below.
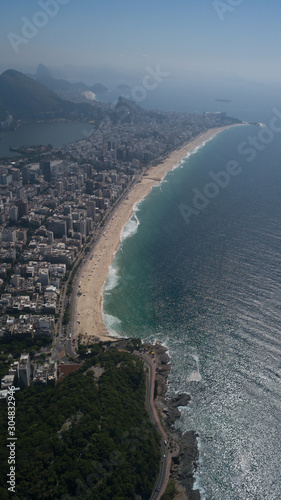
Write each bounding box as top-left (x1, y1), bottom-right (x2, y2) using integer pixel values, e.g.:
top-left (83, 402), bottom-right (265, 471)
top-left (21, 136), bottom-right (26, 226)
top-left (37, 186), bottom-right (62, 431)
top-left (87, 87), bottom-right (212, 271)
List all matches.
top-left (48, 231), bottom-right (54, 244)
top-left (84, 164), bottom-right (93, 177)
top-left (16, 199), bottom-right (29, 218)
top-left (16, 186), bottom-right (25, 199)
top-left (22, 166), bottom-right (30, 185)
top-left (95, 197), bottom-right (105, 210)
top-left (75, 220), bottom-right (86, 237)
top-left (39, 269), bottom-right (49, 286)
top-left (56, 181), bottom-right (64, 196)
top-left (17, 230), bottom-right (27, 244)
top-left (48, 220), bottom-right (67, 238)
top-left (10, 206), bottom-right (18, 222)
top-left (63, 216), bottom-right (73, 232)
top-left (86, 217), bottom-right (94, 234)
top-left (85, 179), bottom-right (94, 195)
top-left (86, 200), bottom-right (96, 220)
top-left (40, 161), bottom-right (51, 182)
top-left (63, 205), bottom-right (72, 215)
top-left (19, 353), bottom-right (31, 388)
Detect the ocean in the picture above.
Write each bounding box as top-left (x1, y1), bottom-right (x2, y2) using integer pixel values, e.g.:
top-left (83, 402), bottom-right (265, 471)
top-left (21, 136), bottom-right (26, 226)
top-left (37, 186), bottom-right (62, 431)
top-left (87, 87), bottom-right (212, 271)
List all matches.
top-left (103, 91), bottom-right (281, 499)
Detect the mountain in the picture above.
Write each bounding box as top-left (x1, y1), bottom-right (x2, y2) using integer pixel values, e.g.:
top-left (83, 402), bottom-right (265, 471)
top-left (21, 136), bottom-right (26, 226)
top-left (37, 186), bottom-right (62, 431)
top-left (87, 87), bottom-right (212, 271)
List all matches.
top-left (0, 70), bottom-right (105, 121)
top-left (91, 83), bottom-right (108, 94)
top-left (0, 70), bottom-right (68, 119)
top-left (36, 63), bottom-right (53, 78)
top-left (111, 96), bottom-right (165, 124)
top-left (30, 64), bottom-right (108, 100)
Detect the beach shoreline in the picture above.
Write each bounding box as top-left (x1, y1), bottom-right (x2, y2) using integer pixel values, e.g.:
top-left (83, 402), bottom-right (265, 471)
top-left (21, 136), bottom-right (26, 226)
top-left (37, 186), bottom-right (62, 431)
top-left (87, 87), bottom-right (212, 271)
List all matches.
top-left (75, 125), bottom-right (240, 342)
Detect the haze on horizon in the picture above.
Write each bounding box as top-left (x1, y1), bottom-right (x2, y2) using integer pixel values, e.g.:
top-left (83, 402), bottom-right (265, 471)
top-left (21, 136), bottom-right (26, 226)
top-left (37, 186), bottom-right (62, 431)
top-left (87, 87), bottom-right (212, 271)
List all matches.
top-left (1, 0), bottom-right (281, 95)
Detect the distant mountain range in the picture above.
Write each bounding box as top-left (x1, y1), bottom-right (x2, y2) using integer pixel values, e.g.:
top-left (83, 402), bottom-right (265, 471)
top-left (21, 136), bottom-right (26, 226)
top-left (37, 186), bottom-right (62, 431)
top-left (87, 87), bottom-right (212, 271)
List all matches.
top-left (0, 69), bottom-right (106, 122)
top-left (29, 64), bottom-right (108, 97)
top-left (0, 65), bottom-right (169, 128)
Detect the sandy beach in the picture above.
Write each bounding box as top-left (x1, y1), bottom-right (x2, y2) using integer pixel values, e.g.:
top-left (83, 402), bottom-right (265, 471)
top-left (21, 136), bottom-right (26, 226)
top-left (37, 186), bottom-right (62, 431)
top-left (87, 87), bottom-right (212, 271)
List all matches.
top-left (75, 125), bottom-right (238, 342)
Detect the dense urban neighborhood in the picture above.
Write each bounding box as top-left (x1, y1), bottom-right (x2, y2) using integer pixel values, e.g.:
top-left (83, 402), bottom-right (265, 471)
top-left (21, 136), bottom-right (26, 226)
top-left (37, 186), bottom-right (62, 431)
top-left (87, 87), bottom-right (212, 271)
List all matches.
top-left (0, 104), bottom-right (240, 397)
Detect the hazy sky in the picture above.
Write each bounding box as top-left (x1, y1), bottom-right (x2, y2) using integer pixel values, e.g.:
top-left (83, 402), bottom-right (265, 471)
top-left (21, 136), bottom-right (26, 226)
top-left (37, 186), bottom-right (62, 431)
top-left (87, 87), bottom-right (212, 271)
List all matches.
top-left (1, 0), bottom-right (281, 86)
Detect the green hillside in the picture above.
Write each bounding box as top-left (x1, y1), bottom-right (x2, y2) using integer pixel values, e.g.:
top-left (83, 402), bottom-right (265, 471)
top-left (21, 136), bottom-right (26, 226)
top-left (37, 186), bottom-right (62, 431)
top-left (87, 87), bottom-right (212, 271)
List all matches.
top-left (0, 344), bottom-right (160, 499)
top-left (0, 70), bottom-right (67, 118)
top-left (0, 70), bottom-right (103, 121)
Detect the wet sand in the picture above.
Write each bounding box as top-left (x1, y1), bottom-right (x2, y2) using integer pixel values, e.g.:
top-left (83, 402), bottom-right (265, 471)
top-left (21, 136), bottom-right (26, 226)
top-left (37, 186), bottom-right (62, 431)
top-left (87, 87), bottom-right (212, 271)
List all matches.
top-left (75, 126), bottom-right (238, 342)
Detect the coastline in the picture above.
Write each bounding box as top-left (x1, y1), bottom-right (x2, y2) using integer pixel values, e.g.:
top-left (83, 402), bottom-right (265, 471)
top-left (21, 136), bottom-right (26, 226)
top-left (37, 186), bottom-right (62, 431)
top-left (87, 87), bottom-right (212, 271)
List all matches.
top-left (110, 338), bottom-right (200, 498)
top-left (75, 124), bottom-right (240, 342)
top-left (152, 342), bottom-right (200, 499)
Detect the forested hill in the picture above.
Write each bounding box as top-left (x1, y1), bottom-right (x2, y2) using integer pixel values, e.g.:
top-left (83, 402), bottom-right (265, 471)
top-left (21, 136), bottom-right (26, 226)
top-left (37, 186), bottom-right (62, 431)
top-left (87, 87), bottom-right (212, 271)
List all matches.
top-left (0, 70), bottom-right (104, 121)
top-left (0, 344), bottom-right (160, 499)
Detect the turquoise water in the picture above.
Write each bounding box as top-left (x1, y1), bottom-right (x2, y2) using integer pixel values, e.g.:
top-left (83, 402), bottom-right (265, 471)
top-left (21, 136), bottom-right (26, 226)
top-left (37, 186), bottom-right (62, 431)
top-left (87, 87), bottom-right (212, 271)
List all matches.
top-left (104, 122), bottom-right (281, 498)
top-left (0, 121), bottom-right (96, 158)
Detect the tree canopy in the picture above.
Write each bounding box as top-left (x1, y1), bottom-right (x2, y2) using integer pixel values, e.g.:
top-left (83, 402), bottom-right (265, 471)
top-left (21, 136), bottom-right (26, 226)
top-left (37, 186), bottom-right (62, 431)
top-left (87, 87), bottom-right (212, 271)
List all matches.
top-left (0, 345), bottom-right (160, 499)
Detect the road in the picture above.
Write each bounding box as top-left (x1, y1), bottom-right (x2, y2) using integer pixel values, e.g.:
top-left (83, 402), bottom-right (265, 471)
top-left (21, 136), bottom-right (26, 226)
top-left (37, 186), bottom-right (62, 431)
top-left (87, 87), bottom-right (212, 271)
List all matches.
top-left (68, 170), bottom-right (145, 341)
top-left (134, 352), bottom-right (172, 500)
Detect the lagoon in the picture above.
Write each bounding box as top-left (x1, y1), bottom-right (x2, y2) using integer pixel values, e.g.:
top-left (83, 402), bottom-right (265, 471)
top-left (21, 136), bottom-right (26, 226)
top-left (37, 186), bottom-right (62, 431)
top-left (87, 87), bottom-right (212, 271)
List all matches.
top-left (0, 121), bottom-right (96, 159)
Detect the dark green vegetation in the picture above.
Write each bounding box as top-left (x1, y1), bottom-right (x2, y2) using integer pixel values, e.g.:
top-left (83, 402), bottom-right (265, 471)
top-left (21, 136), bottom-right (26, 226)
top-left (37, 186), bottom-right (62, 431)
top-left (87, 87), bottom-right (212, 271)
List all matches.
top-left (162, 479), bottom-right (177, 499)
top-left (0, 345), bottom-right (160, 499)
top-left (62, 300), bottom-right (70, 325)
top-left (0, 353), bottom-right (12, 380)
top-left (0, 70), bottom-right (103, 122)
top-left (0, 334), bottom-right (51, 379)
top-left (0, 333), bottom-right (51, 358)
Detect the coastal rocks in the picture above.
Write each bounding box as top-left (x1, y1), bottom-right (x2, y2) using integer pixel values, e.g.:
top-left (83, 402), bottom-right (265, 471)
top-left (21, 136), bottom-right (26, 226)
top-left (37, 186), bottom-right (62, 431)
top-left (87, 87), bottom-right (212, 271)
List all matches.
top-left (165, 393), bottom-right (191, 427)
top-left (151, 342), bottom-right (200, 500)
top-left (176, 431), bottom-right (200, 499)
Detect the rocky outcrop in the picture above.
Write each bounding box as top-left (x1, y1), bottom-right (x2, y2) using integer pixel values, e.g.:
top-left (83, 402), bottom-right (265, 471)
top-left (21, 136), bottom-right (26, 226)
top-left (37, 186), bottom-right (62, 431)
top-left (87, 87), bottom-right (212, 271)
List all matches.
top-left (165, 394), bottom-right (191, 427)
top-left (151, 342), bottom-right (200, 500)
top-left (176, 431), bottom-right (200, 499)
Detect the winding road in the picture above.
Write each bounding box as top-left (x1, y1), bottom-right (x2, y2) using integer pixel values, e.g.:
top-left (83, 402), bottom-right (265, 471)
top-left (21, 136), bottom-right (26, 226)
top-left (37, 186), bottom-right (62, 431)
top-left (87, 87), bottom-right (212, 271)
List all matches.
top-left (134, 352), bottom-right (172, 500)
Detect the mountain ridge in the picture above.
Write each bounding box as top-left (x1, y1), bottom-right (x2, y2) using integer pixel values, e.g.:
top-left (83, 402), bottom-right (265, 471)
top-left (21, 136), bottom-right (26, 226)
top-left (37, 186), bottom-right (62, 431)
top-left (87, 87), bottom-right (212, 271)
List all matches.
top-left (0, 69), bottom-right (105, 122)
top-left (30, 64), bottom-right (108, 97)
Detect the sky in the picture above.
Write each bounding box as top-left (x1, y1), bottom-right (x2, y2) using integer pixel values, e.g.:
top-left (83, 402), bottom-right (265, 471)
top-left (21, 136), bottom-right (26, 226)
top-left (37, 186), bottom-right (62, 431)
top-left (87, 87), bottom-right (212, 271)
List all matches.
top-left (1, 0), bottom-right (281, 87)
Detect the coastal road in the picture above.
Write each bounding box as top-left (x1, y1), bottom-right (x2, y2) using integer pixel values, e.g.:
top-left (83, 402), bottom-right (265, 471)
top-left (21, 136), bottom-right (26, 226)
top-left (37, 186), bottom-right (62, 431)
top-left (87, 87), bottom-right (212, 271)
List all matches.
top-left (134, 352), bottom-right (172, 500)
top-left (68, 165), bottom-right (165, 342)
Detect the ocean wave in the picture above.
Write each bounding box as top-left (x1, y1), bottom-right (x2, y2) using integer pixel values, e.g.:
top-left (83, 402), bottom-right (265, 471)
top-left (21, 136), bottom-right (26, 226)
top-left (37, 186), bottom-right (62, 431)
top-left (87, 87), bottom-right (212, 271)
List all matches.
top-left (172, 156), bottom-right (189, 171)
top-left (104, 263), bottom-right (120, 292)
top-left (151, 336), bottom-right (171, 355)
top-left (188, 351), bottom-right (202, 382)
top-left (103, 312), bottom-right (123, 336)
top-left (193, 434), bottom-right (207, 500)
top-left (187, 370), bottom-right (202, 382)
top-left (190, 133), bottom-right (218, 154)
top-left (121, 209), bottom-right (140, 241)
